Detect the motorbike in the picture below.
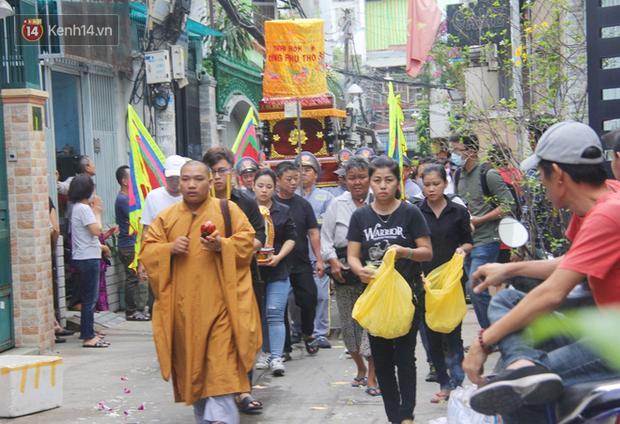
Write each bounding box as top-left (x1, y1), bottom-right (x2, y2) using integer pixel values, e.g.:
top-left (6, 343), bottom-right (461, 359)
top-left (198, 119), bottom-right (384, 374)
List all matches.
top-left (488, 218), bottom-right (620, 424)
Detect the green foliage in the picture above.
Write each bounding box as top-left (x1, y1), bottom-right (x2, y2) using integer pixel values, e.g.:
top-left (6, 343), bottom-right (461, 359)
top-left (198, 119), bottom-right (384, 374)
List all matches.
top-left (414, 100), bottom-right (432, 156)
top-left (212, 6), bottom-right (253, 61)
top-left (527, 308), bottom-right (620, 373)
top-left (425, 0), bottom-right (587, 257)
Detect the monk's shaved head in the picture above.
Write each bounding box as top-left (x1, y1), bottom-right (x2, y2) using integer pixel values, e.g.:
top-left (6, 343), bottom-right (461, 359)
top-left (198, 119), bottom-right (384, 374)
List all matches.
top-left (180, 161), bottom-right (212, 208)
top-left (181, 160), bottom-right (210, 175)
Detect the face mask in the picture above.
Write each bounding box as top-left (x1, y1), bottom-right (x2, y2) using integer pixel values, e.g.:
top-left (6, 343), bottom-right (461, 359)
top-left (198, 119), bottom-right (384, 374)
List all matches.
top-left (451, 152), bottom-right (465, 167)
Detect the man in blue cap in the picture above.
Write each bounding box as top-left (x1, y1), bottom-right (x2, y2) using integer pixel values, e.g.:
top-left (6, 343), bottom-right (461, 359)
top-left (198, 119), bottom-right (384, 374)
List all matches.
top-left (355, 146), bottom-right (375, 161)
top-left (294, 151), bottom-right (334, 348)
top-left (328, 148), bottom-right (353, 197)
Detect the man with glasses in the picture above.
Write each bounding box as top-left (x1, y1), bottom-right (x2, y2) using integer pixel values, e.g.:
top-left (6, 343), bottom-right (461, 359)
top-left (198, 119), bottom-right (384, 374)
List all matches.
top-left (202, 147), bottom-right (266, 416)
top-left (450, 134), bottom-right (515, 329)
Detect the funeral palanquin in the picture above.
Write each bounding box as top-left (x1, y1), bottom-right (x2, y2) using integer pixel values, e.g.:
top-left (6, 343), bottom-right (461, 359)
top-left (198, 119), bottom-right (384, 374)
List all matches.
top-left (259, 94), bottom-right (346, 188)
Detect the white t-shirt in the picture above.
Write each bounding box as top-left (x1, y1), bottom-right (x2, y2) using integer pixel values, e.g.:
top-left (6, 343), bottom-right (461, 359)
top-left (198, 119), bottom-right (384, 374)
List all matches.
top-left (140, 187), bottom-right (182, 226)
top-left (71, 203), bottom-right (101, 260)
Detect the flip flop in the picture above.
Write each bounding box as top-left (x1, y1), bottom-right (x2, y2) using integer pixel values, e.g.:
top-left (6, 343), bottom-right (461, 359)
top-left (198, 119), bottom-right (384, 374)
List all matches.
top-left (366, 386), bottom-right (382, 397)
top-left (352, 376), bottom-right (368, 387)
top-left (236, 395), bottom-right (263, 415)
top-left (55, 329), bottom-right (75, 336)
top-left (83, 339), bottom-right (109, 348)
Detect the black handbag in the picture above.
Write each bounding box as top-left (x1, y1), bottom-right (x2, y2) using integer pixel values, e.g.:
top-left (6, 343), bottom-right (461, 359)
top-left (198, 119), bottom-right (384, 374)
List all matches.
top-left (325, 247), bottom-right (361, 285)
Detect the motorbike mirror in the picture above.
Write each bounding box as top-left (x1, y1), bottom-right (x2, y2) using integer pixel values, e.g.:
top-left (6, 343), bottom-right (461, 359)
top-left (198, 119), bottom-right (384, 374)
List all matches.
top-left (498, 217), bottom-right (529, 248)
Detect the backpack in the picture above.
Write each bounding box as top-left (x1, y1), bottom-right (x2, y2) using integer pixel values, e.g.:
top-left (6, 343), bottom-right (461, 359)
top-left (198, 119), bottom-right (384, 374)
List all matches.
top-left (454, 163), bottom-right (522, 220)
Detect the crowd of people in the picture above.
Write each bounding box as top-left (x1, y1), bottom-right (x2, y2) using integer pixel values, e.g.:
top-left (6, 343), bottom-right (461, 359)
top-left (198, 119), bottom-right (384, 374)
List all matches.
top-left (55, 119), bottom-right (620, 424)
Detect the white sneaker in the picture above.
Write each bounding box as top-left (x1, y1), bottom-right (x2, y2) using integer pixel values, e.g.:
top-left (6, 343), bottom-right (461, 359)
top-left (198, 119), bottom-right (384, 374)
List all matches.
top-left (269, 357), bottom-right (286, 376)
top-left (255, 352), bottom-right (270, 370)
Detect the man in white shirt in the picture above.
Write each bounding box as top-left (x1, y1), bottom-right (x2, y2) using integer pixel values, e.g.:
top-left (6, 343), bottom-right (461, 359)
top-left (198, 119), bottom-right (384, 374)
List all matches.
top-left (138, 155), bottom-right (188, 281)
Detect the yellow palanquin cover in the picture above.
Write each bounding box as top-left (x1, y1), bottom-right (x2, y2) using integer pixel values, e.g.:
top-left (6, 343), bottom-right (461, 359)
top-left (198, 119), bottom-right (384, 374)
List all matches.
top-left (263, 19), bottom-right (327, 98)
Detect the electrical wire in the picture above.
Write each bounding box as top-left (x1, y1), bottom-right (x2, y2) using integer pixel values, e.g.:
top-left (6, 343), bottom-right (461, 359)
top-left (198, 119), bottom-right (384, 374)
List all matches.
top-left (334, 67), bottom-right (449, 89)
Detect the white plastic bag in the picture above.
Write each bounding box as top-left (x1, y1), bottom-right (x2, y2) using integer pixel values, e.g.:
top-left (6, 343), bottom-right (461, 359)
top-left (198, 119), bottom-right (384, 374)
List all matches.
top-left (447, 386), bottom-right (503, 424)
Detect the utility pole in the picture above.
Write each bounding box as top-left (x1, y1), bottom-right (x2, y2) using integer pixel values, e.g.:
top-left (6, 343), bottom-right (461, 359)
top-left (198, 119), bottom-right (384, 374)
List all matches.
top-left (342, 9), bottom-right (353, 89)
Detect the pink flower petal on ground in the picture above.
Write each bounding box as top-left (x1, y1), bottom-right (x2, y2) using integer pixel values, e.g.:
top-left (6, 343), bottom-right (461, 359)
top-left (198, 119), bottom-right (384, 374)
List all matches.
top-left (137, 403), bottom-right (145, 411)
top-left (96, 402), bottom-right (112, 412)
top-left (124, 388), bottom-right (131, 394)
top-left (120, 376), bottom-right (128, 381)
top-left (123, 410), bottom-right (129, 416)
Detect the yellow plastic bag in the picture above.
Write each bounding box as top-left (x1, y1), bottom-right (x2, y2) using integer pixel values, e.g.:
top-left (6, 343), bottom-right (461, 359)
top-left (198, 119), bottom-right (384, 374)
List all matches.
top-left (424, 253), bottom-right (467, 334)
top-left (352, 249), bottom-right (414, 339)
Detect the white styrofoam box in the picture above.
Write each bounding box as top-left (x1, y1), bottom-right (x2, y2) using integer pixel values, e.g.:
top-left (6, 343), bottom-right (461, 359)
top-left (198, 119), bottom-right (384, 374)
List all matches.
top-left (0, 355), bottom-right (63, 417)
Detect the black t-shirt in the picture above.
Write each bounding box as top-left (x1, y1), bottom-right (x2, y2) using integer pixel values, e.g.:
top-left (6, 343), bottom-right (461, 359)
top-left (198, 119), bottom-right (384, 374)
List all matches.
top-left (347, 202), bottom-right (431, 289)
top-left (275, 194), bottom-right (318, 274)
top-left (231, 188), bottom-right (266, 246)
top-left (259, 201), bottom-right (297, 283)
top-left (418, 196), bottom-right (473, 274)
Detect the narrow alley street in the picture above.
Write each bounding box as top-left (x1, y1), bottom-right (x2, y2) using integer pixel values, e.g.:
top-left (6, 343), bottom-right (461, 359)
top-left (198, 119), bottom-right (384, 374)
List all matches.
top-left (1, 308), bottom-right (482, 424)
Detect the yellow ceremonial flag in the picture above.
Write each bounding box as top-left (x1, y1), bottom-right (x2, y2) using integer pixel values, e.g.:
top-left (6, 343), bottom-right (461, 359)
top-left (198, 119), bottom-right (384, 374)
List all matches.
top-left (263, 19), bottom-right (327, 98)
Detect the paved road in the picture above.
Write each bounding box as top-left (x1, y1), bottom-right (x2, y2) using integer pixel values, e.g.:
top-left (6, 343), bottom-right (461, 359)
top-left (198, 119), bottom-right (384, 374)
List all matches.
top-left (1, 306), bottom-right (482, 424)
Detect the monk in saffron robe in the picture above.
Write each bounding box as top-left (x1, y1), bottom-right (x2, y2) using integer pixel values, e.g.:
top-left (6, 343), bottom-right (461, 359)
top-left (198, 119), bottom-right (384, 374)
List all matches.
top-left (141, 161), bottom-right (261, 424)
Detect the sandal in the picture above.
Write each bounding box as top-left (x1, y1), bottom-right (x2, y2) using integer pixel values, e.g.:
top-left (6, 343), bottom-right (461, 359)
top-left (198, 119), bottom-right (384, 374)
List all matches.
top-left (236, 394), bottom-right (263, 415)
top-left (351, 376), bottom-right (368, 387)
top-left (83, 339), bottom-right (109, 348)
top-left (430, 390), bottom-right (450, 403)
top-left (304, 337), bottom-right (319, 355)
top-left (126, 312), bottom-right (150, 322)
top-left (366, 386), bottom-right (381, 397)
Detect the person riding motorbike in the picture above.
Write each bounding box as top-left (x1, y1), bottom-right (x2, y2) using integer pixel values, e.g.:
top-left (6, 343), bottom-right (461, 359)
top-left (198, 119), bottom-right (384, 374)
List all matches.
top-left (462, 121), bottom-right (620, 423)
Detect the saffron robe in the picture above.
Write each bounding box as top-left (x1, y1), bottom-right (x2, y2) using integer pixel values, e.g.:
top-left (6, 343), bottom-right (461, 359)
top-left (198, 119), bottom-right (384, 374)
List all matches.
top-left (141, 198), bottom-right (262, 404)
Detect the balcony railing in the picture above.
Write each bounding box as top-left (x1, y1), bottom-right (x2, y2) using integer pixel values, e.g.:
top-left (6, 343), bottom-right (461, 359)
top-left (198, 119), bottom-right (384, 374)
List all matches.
top-left (0, 0), bottom-right (41, 89)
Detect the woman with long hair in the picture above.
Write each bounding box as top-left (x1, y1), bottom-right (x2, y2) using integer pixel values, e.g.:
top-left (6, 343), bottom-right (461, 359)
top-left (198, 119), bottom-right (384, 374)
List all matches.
top-left (347, 156), bottom-right (432, 424)
top-left (254, 168), bottom-right (296, 377)
top-left (419, 164), bottom-right (473, 403)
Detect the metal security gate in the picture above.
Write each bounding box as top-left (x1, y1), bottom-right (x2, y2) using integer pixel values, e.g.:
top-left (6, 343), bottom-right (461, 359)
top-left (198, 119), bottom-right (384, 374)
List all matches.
top-left (0, 102), bottom-right (15, 352)
top-left (87, 73), bottom-right (118, 226)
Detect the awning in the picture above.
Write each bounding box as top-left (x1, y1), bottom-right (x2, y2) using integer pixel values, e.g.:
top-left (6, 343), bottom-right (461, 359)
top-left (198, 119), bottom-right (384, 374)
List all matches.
top-left (129, 2), bottom-right (222, 38)
top-left (259, 108), bottom-right (347, 121)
